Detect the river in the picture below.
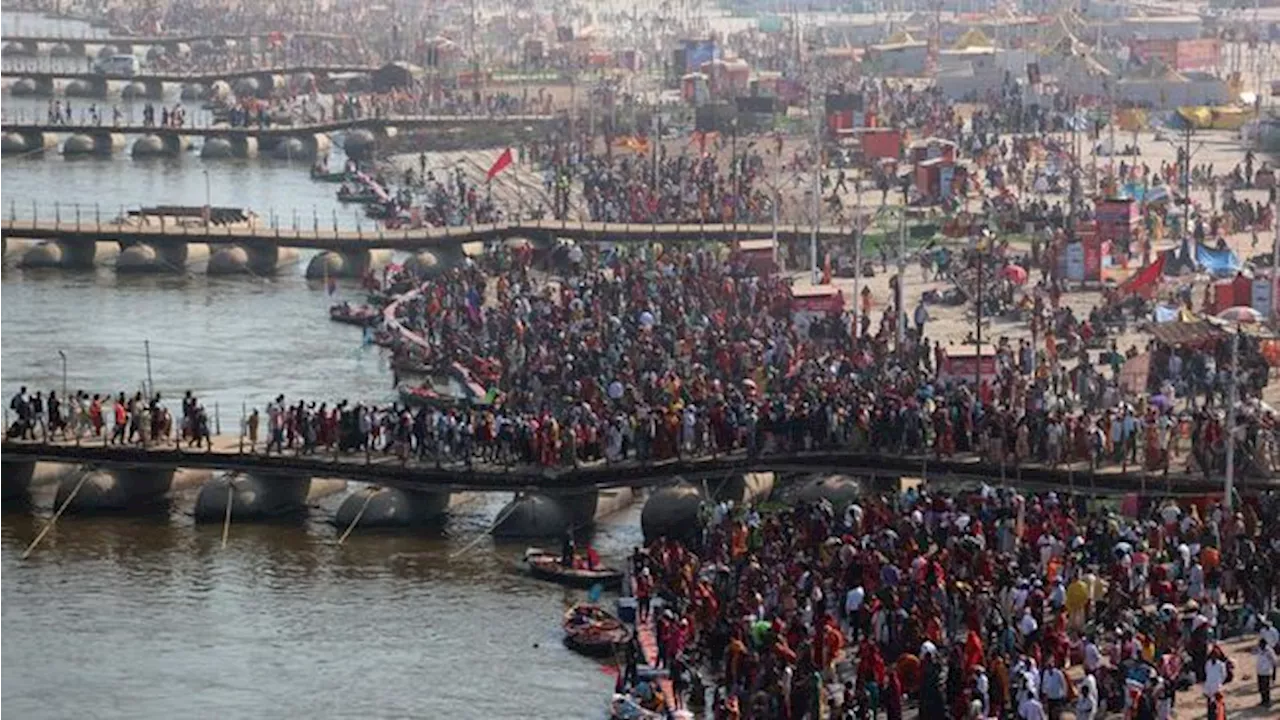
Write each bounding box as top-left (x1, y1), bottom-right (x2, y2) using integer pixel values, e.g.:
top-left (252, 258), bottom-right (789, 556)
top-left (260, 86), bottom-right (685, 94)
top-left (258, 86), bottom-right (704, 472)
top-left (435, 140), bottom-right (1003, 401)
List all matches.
top-left (1, 11), bottom-right (634, 719)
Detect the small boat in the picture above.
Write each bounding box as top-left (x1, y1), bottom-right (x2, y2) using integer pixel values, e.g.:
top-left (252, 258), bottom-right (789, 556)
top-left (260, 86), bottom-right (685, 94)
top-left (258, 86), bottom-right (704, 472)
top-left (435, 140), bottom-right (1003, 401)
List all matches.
top-left (397, 383), bottom-right (457, 408)
top-left (337, 185), bottom-right (381, 204)
top-left (311, 168), bottom-right (353, 183)
top-left (524, 548), bottom-right (623, 590)
top-left (610, 693), bottom-right (670, 720)
top-left (329, 303), bottom-right (381, 326)
top-left (390, 354), bottom-right (435, 375)
top-left (563, 603), bottom-right (633, 657)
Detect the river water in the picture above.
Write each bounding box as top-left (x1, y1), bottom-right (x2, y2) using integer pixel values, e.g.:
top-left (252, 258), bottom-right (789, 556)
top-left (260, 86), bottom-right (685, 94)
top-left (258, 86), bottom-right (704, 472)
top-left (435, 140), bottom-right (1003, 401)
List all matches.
top-left (1, 11), bottom-right (636, 719)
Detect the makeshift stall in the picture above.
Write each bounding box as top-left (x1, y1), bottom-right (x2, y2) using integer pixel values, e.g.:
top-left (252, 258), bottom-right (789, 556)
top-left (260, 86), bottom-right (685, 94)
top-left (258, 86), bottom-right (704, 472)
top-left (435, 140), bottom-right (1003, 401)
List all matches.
top-left (1210, 272), bottom-right (1254, 315)
top-left (1094, 196), bottom-right (1141, 253)
top-left (1059, 232), bottom-right (1111, 283)
top-left (937, 344), bottom-right (999, 386)
top-left (733, 238), bottom-right (779, 276)
top-left (790, 285), bottom-right (845, 336)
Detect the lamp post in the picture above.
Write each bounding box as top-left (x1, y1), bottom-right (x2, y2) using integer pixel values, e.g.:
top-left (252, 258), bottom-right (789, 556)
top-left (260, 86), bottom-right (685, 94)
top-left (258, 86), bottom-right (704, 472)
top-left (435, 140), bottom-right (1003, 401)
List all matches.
top-left (57, 350), bottom-right (67, 400)
top-left (203, 169), bottom-right (212, 226)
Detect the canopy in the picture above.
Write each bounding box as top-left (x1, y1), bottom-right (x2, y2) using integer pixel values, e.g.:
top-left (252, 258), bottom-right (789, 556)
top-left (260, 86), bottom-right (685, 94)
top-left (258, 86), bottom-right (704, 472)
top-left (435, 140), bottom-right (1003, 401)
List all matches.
top-left (1147, 319), bottom-right (1225, 348)
top-left (952, 29), bottom-right (991, 50)
top-left (1216, 306), bottom-right (1263, 324)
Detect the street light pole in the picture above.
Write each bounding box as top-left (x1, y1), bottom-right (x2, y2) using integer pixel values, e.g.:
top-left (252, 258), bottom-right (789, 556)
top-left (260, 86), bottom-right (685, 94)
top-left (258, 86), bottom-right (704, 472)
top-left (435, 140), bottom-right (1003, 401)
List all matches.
top-left (1224, 328), bottom-right (1240, 513)
top-left (58, 350), bottom-right (67, 400)
top-left (203, 169), bottom-right (211, 226)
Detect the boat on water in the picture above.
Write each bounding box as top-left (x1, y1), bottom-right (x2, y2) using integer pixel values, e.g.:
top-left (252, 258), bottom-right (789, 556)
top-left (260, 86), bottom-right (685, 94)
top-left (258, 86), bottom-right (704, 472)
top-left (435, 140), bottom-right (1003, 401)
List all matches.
top-left (113, 205), bottom-right (258, 229)
top-left (337, 185), bottom-right (383, 204)
top-left (397, 383), bottom-right (459, 408)
top-left (328, 302), bottom-right (382, 326)
top-left (563, 603), bottom-right (633, 657)
top-left (524, 548), bottom-right (624, 590)
top-left (390, 352), bottom-right (435, 375)
top-left (311, 168), bottom-right (355, 183)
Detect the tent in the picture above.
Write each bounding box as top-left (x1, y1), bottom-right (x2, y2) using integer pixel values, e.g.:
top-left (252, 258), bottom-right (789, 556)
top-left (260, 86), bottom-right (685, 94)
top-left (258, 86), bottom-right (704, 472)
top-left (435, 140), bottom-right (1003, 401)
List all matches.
top-left (952, 29), bottom-right (991, 50)
top-left (1196, 244), bottom-right (1240, 276)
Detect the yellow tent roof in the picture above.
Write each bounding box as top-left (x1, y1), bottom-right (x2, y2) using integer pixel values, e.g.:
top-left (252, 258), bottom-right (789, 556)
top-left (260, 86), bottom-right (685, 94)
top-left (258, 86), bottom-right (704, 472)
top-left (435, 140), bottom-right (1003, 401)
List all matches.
top-left (886, 30), bottom-right (916, 44)
top-left (953, 29), bottom-right (991, 50)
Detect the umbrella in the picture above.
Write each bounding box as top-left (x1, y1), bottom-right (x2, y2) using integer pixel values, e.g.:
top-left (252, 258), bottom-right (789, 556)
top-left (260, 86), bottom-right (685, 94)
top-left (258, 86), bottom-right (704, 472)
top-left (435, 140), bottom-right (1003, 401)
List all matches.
top-left (1216, 306), bottom-right (1263, 324)
top-left (1001, 264), bottom-right (1029, 285)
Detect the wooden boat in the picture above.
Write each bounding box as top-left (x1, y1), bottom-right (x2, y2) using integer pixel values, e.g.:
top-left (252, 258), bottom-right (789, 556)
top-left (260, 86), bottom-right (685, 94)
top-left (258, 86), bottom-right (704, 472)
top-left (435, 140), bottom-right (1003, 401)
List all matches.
top-left (524, 548), bottom-right (623, 590)
top-left (610, 693), bottom-right (670, 720)
top-left (329, 303), bottom-right (381, 327)
top-left (390, 354), bottom-right (435, 375)
top-left (397, 383), bottom-right (459, 409)
top-left (311, 168), bottom-right (353, 183)
top-left (563, 603), bottom-right (633, 657)
top-left (336, 186), bottom-right (381, 204)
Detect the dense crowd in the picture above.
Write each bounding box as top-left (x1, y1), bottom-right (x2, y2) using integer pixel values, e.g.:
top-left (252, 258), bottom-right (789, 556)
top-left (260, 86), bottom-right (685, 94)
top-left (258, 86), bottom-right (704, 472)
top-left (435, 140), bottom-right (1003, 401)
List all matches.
top-left (11, 235), bottom-right (1280, 484)
top-left (616, 486), bottom-right (1280, 719)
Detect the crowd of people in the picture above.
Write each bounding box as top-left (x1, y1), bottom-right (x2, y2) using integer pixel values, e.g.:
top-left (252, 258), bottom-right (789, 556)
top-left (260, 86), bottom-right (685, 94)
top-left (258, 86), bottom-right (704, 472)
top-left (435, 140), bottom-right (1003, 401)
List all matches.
top-left (615, 485), bottom-right (1280, 719)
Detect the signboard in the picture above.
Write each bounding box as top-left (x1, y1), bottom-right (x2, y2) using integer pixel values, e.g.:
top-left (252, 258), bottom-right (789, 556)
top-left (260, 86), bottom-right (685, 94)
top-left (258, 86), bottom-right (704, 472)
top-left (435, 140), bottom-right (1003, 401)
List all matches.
top-left (1130, 38), bottom-right (1220, 71)
top-left (1063, 242), bottom-right (1086, 281)
top-left (938, 351), bottom-right (999, 385)
top-left (1174, 39), bottom-right (1221, 71)
top-left (1252, 274), bottom-right (1273, 317)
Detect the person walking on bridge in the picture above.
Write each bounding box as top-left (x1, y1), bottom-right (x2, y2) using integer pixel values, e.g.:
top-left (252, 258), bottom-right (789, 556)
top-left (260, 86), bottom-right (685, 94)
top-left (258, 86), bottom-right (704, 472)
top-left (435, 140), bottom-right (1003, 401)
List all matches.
top-left (110, 393), bottom-right (127, 444)
top-left (266, 396), bottom-right (285, 454)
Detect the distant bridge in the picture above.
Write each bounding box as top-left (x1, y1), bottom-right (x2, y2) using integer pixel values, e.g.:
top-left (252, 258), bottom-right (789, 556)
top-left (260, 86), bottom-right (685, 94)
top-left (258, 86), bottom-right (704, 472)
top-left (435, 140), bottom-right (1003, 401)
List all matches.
top-left (1, 217), bottom-right (849, 253)
top-left (4, 63), bottom-right (384, 100)
top-left (2, 436), bottom-right (1266, 496)
top-left (0, 114), bottom-right (554, 158)
top-left (1, 31), bottom-right (352, 55)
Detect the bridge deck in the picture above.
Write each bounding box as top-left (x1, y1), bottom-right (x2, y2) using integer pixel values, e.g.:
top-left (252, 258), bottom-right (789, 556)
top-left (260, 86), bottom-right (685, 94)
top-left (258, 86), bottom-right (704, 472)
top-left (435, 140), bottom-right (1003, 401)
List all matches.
top-left (1, 31), bottom-right (352, 45)
top-left (0, 115), bottom-right (555, 137)
top-left (0, 218), bottom-right (850, 250)
top-left (1, 435), bottom-right (1267, 496)
top-left (9, 64), bottom-right (379, 84)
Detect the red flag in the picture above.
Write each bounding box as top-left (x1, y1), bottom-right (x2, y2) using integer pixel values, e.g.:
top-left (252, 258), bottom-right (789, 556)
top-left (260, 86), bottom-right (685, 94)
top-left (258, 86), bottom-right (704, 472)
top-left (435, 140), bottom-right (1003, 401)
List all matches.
top-left (486, 148), bottom-right (513, 181)
top-left (1118, 252), bottom-right (1166, 299)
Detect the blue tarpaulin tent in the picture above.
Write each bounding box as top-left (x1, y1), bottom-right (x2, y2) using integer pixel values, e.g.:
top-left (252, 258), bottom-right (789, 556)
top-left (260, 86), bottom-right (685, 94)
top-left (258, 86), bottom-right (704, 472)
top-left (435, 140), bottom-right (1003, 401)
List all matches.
top-left (1195, 244), bottom-right (1240, 276)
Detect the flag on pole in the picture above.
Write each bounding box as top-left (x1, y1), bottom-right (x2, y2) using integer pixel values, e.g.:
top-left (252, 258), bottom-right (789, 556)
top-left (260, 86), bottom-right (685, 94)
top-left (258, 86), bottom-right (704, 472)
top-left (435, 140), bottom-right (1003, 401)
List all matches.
top-left (486, 148), bottom-right (514, 181)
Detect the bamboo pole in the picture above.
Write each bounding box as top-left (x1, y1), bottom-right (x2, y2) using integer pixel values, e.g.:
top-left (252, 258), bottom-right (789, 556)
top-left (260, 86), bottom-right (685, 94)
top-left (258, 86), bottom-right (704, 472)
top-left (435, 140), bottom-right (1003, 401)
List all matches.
top-left (336, 488), bottom-right (376, 546)
top-left (22, 471), bottom-right (89, 559)
top-left (450, 492), bottom-right (522, 559)
top-left (220, 482), bottom-right (234, 549)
